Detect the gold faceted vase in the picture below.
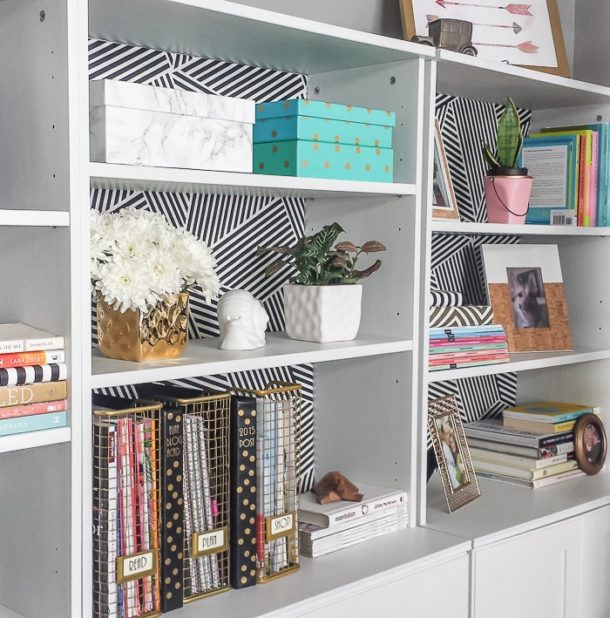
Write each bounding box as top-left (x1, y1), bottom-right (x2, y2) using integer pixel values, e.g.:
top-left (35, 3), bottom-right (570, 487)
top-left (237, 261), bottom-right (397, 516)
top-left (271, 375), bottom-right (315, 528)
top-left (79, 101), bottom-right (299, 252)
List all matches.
top-left (97, 292), bottom-right (189, 362)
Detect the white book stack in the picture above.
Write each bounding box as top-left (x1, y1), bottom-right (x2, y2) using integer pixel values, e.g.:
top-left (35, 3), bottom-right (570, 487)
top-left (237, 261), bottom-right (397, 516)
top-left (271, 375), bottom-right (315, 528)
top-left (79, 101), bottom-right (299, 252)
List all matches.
top-left (298, 484), bottom-right (408, 558)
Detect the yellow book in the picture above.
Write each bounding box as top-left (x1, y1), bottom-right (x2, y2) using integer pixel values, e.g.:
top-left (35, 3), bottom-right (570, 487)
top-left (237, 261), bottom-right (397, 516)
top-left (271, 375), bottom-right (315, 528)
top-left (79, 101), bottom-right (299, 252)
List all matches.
top-left (503, 416), bottom-right (576, 434)
top-left (0, 380), bottom-right (67, 408)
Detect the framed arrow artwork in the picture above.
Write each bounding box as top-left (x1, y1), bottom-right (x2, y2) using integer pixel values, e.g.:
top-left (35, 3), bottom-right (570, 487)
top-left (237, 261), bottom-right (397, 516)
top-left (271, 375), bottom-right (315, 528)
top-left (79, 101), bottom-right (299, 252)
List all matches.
top-left (400, 0), bottom-right (569, 77)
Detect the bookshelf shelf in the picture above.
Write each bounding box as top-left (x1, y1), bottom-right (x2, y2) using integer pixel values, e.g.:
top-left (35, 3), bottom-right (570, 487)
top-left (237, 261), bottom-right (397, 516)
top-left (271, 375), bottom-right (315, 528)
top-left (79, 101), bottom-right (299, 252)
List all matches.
top-left (90, 163), bottom-right (417, 199)
top-left (91, 333), bottom-right (413, 389)
top-left (427, 347), bottom-right (610, 383)
top-left (0, 210), bottom-right (70, 228)
top-left (0, 427), bottom-right (71, 456)
top-left (163, 527), bottom-right (469, 618)
top-left (426, 472), bottom-right (610, 548)
top-left (431, 220), bottom-right (610, 237)
top-left (436, 49), bottom-right (610, 109)
top-left (89, 0), bottom-right (434, 74)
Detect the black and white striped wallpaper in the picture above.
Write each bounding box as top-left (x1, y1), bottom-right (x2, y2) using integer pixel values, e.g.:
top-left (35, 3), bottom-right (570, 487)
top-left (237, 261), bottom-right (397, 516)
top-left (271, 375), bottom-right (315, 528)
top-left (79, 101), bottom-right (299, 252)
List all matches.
top-left (89, 38), bottom-right (315, 491)
top-left (429, 95), bottom-right (528, 429)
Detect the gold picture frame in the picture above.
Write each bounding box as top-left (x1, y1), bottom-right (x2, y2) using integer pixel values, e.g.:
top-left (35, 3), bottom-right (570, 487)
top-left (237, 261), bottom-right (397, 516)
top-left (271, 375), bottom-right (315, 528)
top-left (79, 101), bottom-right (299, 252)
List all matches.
top-left (432, 119), bottom-right (460, 220)
top-left (400, 0), bottom-right (570, 77)
top-left (428, 396), bottom-right (480, 513)
top-left (574, 414), bottom-right (607, 476)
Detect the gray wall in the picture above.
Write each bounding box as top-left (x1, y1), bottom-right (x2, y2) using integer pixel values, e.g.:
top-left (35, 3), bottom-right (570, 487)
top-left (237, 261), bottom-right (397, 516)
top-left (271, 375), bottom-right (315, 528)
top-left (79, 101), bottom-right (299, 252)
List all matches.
top-left (230, 0), bottom-right (583, 79)
top-left (574, 2), bottom-right (610, 86)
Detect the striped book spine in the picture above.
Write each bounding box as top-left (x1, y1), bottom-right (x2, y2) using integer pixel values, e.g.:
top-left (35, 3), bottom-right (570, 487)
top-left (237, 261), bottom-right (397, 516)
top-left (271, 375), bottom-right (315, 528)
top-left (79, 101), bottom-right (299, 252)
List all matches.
top-left (0, 349), bottom-right (64, 368)
top-left (0, 363), bottom-right (67, 386)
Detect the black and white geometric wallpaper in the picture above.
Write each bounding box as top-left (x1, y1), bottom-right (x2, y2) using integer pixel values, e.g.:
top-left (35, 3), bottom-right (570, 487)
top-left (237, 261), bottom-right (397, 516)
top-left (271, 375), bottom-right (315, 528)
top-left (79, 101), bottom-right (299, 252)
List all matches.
top-left (428, 95), bottom-right (532, 426)
top-left (89, 38), bottom-right (316, 491)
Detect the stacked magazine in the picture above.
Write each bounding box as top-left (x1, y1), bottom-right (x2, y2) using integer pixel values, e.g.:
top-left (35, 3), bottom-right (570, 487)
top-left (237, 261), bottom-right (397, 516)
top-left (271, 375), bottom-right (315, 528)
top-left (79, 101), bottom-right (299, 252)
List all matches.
top-left (298, 484), bottom-right (408, 558)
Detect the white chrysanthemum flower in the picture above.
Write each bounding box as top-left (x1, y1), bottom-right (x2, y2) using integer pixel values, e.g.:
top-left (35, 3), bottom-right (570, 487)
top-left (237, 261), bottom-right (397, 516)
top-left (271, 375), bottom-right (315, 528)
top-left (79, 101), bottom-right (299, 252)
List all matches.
top-left (91, 206), bottom-right (221, 313)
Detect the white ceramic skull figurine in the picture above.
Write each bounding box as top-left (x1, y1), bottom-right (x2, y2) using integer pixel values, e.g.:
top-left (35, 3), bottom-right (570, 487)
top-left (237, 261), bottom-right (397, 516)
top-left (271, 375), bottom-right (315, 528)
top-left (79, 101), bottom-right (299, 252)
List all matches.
top-left (218, 290), bottom-right (269, 350)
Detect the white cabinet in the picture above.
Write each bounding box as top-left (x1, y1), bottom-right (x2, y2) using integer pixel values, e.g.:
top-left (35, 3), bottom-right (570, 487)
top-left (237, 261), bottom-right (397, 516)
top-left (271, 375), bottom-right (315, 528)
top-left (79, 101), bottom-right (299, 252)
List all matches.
top-left (472, 518), bottom-right (583, 618)
top-left (580, 505), bottom-right (610, 618)
top-left (295, 554), bottom-right (470, 618)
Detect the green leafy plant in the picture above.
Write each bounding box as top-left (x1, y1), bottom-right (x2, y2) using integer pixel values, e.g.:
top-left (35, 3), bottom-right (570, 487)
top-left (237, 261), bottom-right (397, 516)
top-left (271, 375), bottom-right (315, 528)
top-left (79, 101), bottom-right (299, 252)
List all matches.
top-left (482, 97), bottom-right (526, 174)
top-left (256, 222), bottom-right (386, 285)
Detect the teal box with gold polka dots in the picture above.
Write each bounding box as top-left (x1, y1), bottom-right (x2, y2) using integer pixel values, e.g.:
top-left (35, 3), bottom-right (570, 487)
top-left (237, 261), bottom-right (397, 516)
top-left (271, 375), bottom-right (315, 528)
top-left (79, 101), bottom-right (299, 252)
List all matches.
top-left (254, 115), bottom-right (393, 148)
top-left (255, 99), bottom-right (396, 128)
top-left (254, 139), bottom-right (393, 182)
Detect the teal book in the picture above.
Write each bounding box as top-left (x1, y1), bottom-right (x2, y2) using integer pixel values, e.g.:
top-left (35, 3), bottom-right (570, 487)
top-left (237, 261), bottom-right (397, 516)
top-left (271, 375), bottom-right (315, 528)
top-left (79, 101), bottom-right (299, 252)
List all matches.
top-left (540, 123), bottom-right (609, 227)
top-left (520, 134), bottom-right (578, 224)
top-left (0, 410), bottom-right (67, 436)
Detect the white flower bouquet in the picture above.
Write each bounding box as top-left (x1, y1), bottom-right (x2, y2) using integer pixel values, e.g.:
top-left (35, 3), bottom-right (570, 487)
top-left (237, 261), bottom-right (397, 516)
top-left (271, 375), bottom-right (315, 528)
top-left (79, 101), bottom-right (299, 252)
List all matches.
top-left (91, 206), bottom-right (221, 313)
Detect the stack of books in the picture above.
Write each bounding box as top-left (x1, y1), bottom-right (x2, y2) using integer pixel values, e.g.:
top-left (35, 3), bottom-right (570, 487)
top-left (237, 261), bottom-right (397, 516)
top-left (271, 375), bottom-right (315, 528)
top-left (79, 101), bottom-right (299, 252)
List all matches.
top-left (464, 401), bottom-right (598, 488)
top-left (428, 324), bottom-right (509, 371)
top-left (522, 123), bottom-right (609, 227)
top-left (298, 484), bottom-right (408, 558)
top-left (0, 323), bottom-right (67, 436)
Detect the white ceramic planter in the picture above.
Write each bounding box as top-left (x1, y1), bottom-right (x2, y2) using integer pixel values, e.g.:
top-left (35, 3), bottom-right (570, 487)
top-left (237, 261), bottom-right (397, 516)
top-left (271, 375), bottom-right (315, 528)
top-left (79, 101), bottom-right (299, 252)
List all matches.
top-left (283, 284), bottom-right (363, 343)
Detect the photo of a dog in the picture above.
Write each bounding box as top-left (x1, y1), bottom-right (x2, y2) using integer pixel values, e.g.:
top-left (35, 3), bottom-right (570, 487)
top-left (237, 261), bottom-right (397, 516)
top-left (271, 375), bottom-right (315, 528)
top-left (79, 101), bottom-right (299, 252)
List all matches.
top-left (507, 267), bottom-right (550, 329)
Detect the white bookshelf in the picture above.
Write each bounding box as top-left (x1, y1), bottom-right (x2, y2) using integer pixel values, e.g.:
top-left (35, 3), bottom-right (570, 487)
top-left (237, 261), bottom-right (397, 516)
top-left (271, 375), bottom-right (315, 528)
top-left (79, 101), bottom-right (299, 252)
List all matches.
top-left (0, 427), bottom-right (71, 455)
top-left (90, 163), bottom-right (417, 199)
top-left (427, 347), bottom-right (610, 383)
top-left (0, 211), bottom-right (70, 227)
top-left (91, 333), bottom-right (413, 389)
top-left (431, 220), bottom-right (610, 237)
top-left (426, 472), bottom-right (610, 547)
top-left (1, 0), bottom-right (610, 616)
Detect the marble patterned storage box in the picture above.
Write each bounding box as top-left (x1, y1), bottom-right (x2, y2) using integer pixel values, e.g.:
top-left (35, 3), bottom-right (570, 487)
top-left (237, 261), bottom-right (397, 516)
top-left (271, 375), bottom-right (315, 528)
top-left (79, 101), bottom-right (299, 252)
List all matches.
top-left (90, 80), bottom-right (255, 172)
top-left (254, 99), bottom-right (395, 182)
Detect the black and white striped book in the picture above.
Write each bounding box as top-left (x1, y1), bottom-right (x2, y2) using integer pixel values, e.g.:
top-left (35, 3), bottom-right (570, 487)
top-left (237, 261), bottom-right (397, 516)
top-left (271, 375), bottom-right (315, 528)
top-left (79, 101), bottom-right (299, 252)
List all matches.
top-left (0, 363), bottom-right (67, 386)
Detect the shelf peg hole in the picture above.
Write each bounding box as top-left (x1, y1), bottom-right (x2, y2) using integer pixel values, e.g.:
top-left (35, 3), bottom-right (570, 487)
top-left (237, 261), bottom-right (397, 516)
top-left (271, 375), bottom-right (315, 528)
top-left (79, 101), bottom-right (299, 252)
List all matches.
top-left (39, 10), bottom-right (45, 21)
top-left (313, 87), bottom-right (320, 95)
top-left (390, 76), bottom-right (397, 85)
top-left (597, 115), bottom-right (603, 122)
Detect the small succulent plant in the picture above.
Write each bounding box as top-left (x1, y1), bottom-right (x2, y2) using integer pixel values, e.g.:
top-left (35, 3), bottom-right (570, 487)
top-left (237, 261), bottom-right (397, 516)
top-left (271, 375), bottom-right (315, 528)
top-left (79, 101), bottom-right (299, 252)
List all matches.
top-left (256, 222), bottom-right (386, 286)
top-left (482, 97), bottom-right (527, 175)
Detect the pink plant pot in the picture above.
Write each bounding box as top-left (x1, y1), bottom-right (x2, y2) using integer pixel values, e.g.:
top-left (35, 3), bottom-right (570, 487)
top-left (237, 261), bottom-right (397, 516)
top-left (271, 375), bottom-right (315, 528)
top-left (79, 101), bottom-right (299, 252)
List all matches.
top-left (484, 175), bottom-right (533, 224)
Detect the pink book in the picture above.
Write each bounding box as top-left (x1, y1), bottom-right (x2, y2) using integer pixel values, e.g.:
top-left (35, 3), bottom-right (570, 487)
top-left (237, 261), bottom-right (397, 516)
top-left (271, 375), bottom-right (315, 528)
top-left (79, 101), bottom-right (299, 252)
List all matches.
top-left (429, 336), bottom-right (507, 347)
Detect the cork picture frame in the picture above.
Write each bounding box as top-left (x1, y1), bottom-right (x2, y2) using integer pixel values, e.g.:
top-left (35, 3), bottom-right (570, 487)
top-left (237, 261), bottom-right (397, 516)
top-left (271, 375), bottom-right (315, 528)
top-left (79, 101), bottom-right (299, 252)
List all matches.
top-left (481, 244), bottom-right (573, 352)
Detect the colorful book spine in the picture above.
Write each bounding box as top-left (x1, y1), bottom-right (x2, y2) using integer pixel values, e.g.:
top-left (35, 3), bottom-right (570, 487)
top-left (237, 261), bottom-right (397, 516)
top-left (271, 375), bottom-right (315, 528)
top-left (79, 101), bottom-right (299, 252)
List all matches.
top-left (0, 380), bottom-right (67, 408)
top-left (590, 130), bottom-right (599, 226)
top-left (0, 349), bottom-right (64, 368)
top-left (160, 408), bottom-right (184, 612)
top-left (0, 398), bottom-right (67, 420)
top-left (0, 410), bottom-right (67, 436)
top-left (0, 363), bottom-right (67, 387)
top-left (429, 337), bottom-right (507, 347)
top-left (229, 395), bottom-right (258, 589)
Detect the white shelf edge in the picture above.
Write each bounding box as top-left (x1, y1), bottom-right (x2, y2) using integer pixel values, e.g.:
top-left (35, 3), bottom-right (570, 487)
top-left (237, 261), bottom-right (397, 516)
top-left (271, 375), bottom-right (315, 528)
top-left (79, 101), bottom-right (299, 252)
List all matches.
top-left (164, 526), bottom-right (469, 618)
top-left (431, 220), bottom-right (610, 237)
top-left (91, 334), bottom-right (413, 389)
top-left (0, 427), bottom-right (71, 455)
top-left (436, 49), bottom-right (610, 97)
top-left (425, 473), bottom-right (610, 548)
top-left (427, 348), bottom-right (610, 382)
top-left (89, 163), bottom-right (415, 199)
top-left (0, 210), bottom-right (69, 227)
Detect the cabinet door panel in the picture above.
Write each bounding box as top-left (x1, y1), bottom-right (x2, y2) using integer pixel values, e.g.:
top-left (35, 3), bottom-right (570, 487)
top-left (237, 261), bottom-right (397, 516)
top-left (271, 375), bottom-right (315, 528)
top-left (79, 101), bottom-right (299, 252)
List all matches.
top-left (580, 505), bottom-right (610, 618)
top-left (473, 518), bottom-right (583, 618)
top-left (297, 554), bottom-right (469, 618)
